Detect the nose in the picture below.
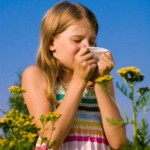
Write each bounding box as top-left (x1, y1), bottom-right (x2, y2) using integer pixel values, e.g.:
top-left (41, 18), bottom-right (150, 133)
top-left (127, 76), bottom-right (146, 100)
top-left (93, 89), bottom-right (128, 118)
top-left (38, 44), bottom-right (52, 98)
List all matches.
top-left (81, 40), bottom-right (90, 48)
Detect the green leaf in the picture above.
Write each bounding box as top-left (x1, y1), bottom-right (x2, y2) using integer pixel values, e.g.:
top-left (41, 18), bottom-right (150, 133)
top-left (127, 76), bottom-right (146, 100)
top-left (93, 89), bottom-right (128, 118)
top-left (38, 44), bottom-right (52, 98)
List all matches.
top-left (106, 117), bottom-right (126, 127)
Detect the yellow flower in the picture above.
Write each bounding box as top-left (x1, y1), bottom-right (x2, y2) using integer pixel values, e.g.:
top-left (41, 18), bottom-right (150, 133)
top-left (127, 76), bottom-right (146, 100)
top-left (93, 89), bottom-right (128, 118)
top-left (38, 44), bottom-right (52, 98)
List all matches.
top-left (0, 138), bottom-right (9, 146)
top-left (0, 116), bottom-right (10, 124)
top-left (8, 85), bottom-right (26, 93)
top-left (117, 66), bottom-right (144, 83)
top-left (23, 121), bottom-right (31, 126)
top-left (21, 131), bottom-right (37, 143)
top-left (12, 127), bottom-right (18, 132)
top-left (117, 66), bottom-right (140, 77)
top-left (9, 141), bottom-right (15, 148)
top-left (46, 112), bottom-right (61, 125)
top-left (28, 133), bottom-right (38, 142)
top-left (95, 75), bottom-right (113, 84)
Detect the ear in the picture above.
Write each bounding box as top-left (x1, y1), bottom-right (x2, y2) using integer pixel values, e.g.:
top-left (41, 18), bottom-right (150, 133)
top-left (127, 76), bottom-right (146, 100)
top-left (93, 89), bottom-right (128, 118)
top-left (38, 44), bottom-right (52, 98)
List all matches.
top-left (49, 38), bottom-right (55, 52)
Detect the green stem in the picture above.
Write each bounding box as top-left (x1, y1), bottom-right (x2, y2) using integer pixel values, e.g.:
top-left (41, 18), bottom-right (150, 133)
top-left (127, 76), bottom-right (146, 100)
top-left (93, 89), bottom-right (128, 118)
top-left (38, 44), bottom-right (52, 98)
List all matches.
top-left (47, 124), bottom-right (55, 149)
top-left (130, 84), bottom-right (137, 149)
top-left (39, 119), bottom-right (46, 150)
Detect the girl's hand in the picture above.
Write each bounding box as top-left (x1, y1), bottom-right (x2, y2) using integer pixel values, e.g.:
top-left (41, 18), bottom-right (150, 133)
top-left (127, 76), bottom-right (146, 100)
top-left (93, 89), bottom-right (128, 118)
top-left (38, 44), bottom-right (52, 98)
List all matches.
top-left (94, 51), bottom-right (115, 78)
top-left (73, 47), bottom-right (97, 82)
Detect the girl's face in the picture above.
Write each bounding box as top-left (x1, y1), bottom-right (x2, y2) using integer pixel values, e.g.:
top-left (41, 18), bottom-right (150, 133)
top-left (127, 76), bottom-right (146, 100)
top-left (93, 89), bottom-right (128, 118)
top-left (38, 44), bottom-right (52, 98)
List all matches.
top-left (49, 19), bottom-right (96, 72)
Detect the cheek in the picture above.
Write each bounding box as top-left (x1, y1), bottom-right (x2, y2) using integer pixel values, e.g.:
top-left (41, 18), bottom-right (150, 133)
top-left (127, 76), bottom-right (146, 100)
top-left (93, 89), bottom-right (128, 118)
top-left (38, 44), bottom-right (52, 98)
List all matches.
top-left (65, 47), bottom-right (79, 64)
top-left (71, 48), bottom-right (79, 57)
top-left (63, 44), bottom-right (79, 58)
top-left (70, 45), bottom-right (80, 56)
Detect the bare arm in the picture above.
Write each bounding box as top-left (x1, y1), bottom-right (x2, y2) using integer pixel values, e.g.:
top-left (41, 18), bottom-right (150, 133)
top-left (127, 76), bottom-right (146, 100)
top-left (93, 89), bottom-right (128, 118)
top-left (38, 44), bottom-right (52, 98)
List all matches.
top-left (93, 51), bottom-right (126, 149)
top-left (94, 81), bottom-right (126, 149)
top-left (22, 47), bottom-right (97, 149)
top-left (22, 66), bottom-right (87, 149)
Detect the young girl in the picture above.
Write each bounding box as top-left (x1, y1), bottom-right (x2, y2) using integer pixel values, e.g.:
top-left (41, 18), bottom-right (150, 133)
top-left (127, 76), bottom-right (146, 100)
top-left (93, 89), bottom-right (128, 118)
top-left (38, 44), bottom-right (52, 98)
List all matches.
top-left (22, 1), bottom-right (126, 150)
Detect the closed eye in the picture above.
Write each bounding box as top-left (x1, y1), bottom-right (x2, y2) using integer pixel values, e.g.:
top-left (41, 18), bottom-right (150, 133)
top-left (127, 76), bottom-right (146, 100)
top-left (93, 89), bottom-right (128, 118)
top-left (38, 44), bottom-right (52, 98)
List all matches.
top-left (74, 40), bottom-right (82, 43)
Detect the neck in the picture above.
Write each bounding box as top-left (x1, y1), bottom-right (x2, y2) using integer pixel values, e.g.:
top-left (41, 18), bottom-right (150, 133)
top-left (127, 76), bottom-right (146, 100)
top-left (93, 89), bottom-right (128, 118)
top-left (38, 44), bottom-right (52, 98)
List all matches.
top-left (63, 72), bottom-right (73, 83)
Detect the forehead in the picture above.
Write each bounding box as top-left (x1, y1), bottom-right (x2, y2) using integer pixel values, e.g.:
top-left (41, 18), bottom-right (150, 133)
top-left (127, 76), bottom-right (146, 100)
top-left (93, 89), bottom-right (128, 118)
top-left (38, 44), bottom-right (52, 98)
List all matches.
top-left (59, 20), bottom-right (96, 38)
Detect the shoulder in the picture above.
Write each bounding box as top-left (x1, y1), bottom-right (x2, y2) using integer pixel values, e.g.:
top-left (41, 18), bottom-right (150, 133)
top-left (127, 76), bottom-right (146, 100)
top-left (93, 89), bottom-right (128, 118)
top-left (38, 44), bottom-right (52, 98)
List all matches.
top-left (22, 65), bottom-right (43, 79)
top-left (22, 65), bottom-right (42, 76)
top-left (22, 65), bottom-right (44, 87)
top-left (22, 65), bottom-right (53, 116)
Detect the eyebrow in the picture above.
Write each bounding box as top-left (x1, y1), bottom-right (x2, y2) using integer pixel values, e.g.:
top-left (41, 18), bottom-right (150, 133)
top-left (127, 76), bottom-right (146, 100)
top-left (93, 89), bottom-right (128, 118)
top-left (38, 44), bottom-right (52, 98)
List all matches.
top-left (71, 35), bottom-right (96, 39)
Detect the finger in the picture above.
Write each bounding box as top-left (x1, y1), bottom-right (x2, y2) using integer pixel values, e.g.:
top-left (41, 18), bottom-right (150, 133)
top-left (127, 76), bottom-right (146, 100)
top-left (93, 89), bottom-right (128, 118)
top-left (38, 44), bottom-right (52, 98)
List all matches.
top-left (87, 59), bottom-right (97, 65)
top-left (81, 59), bottom-right (97, 69)
top-left (97, 60), bottom-right (107, 70)
top-left (82, 52), bottom-right (95, 61)
top-left (99, 56), bottom-right (114, 67)
top-left (87, 64), bottom-right (97, 75)
top-left (105, 51), bottom-right (114, 61)
top-left (90, 64), bottom-right (97, 70)
top-left (98, 60), bottom-right (114, 72)
top-left (99, 53), bottom-right (115, 66)
top-left (99, 51), bottom-right (113, 61)
top-left (77, 47), bottom-right (90, 56)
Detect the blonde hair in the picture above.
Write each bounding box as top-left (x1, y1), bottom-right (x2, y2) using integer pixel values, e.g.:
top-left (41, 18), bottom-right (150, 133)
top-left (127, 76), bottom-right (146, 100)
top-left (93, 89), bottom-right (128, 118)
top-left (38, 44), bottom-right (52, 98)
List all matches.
top-left (36, 1), bottom-right (98, 102)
